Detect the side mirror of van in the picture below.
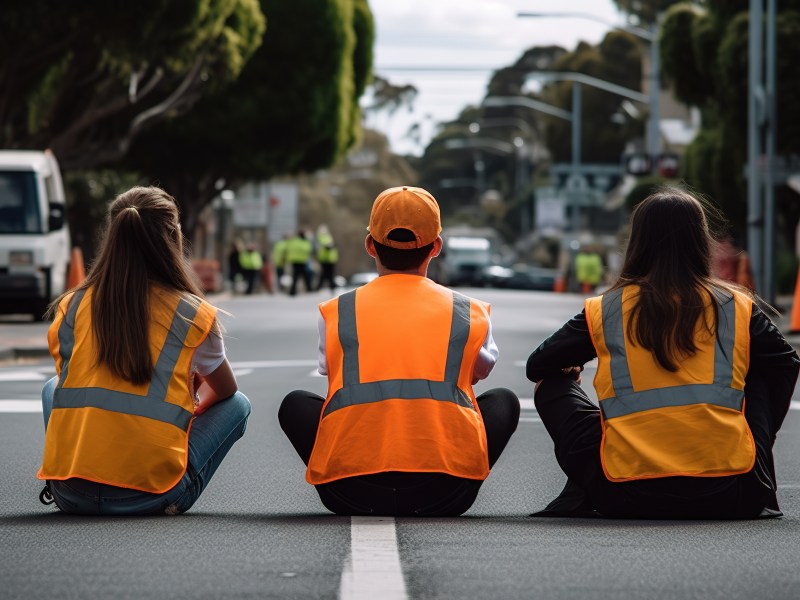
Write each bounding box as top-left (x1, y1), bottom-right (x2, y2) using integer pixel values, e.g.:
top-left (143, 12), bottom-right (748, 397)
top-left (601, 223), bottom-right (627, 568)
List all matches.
top-left (48, 203), bottom-right (65, 231)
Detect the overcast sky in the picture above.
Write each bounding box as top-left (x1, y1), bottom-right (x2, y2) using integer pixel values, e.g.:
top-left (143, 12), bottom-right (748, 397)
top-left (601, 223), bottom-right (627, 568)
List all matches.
top-left (366, 0), bottom-right (625, 155)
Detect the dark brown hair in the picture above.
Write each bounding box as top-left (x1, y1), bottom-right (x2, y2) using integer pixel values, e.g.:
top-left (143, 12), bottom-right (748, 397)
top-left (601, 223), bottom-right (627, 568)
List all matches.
top-left (50, 186), bottom-right (205, 384)
top-left (373, 228), bottom-right (434, 270)
top-left (609, 187), bottom-right (738, 371)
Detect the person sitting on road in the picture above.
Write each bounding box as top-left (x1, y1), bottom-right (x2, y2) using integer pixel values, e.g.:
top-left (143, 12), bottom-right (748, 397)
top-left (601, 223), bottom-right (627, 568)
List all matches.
top-left (37, 186), bottom-right (251, 515)
top-left (279, 186), bottom-right (520, 516)
top-left (527, 188), bottom-right (800, 519)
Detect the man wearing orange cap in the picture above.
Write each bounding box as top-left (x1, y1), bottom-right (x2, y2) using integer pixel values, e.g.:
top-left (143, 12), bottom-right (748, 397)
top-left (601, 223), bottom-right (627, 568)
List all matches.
top-left (279, 186), bottom-right (519, 516)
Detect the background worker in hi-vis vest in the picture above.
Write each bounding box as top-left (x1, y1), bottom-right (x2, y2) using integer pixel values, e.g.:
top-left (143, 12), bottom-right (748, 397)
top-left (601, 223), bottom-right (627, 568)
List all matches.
top-left (527, 189), bottom-right (800, 519)
top-left (279, 186), bottom-right (520, 516)
top-left (37, 187), bottom-right (251, 515)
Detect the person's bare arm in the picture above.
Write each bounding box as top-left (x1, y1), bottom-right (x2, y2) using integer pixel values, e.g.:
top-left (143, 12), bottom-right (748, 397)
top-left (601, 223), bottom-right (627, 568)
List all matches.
top-left (194, 359), bottom-right (238, 416)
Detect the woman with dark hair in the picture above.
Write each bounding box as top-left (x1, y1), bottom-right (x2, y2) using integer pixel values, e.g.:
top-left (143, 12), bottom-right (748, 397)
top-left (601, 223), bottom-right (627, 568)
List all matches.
top-left (527, 188), bottom-right (799, 518)
top-left (37, 186), bottom-right (251, 515)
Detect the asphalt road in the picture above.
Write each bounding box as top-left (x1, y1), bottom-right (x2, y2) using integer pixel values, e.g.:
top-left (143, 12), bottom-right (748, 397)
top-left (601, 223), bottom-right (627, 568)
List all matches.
top-left (1, 288), bottom-right (799, 599)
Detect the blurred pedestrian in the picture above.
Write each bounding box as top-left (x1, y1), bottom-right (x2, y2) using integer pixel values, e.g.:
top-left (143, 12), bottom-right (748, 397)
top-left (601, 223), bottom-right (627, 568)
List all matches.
top-left (315, 224), bottom-right (339, 292)
top-left (279, 186), bottom-right (520, 516)
top-left (272, 234), bottom-right (290, 293)
top-left (527, 188), bottom-right (799, 519)
top-left (574, 246), bottom-right (604, 294)
top-left (286, 230), bottom-right (313, 296)
top-left (227, 239), bottom-right (243, 292)
top-left (239, 241), bottom-right (263, 295)
top-left (37, 186), bottom-right (250, 515)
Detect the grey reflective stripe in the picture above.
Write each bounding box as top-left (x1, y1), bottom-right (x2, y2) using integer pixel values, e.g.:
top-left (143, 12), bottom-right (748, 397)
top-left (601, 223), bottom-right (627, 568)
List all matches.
top-left (52, 295), bottom-right (197, 431)
top-left (712, 289), bottom-right (736, 387)
top-left (600, 286), bottom-right (742, 420)
top-left (54, 387), bottom-right (193, 430)
top-left (445, 293), bottom-right (471, 382)
top-left (602, 289), bottom-right (632, 393)
top-left (322, 379), bottom-right (473, 417)
top-left (325, 289), bottom-right (474, 417)
top-left (338, 290), bottom-right (360, 386)
top-left (600, 384), bottom-right (744, 419)
top-left (55, 289), bottom-right (87, 393)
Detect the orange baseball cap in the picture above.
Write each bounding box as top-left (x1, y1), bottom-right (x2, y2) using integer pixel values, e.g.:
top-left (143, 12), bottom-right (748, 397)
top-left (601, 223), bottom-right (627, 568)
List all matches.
top-left (367, 186), bottom-right (442, 249)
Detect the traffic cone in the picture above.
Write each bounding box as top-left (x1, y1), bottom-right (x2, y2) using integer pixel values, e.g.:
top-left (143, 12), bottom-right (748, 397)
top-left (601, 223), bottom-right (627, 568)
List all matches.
top-left (67, 247), bottom-right (86, 289)
top-left (553, 275), bottom-right (566, 293)
top-left (790, 266), bottom-right (800, 333)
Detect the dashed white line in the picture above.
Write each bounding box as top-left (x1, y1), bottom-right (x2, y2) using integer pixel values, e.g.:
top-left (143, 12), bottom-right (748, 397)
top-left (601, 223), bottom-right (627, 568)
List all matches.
top-left (340, 516), bottom-right (407, 600)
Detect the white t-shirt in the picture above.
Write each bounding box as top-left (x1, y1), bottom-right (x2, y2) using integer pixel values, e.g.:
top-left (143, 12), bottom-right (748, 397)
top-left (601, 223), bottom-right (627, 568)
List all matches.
top-left (192, 328), bottom-right (226, 376)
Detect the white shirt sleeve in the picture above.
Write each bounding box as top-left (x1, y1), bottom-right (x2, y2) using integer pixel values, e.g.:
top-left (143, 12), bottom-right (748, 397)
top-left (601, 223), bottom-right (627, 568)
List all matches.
top-left (473, 317), bottom-right (499, 381)
top-left (192, 328), bottom-right (226, 376)
top-left (318, 312), bottom-right (328, 376)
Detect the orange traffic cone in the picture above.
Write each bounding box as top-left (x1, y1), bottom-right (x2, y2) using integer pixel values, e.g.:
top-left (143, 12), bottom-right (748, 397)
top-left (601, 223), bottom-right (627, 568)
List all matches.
top-left (553, 275), bottom-right (566, 293)
top-left (790, 266), bottom-right (800, 333)
top-left (67, 247), bottom-right (86, 289)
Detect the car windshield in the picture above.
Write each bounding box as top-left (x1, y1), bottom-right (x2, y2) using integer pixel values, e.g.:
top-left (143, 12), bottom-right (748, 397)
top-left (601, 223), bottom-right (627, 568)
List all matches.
top-left (0, 171), bottom-right (41, 234)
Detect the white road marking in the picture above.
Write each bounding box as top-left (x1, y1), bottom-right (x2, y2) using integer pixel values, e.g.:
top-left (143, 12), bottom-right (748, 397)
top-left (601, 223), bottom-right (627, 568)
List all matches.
top-left (232, 368), bottom-right (253, 377)
top-left (792, 401), bottom-right (800, 411)
top-left (519, 417), bottom-right (542, 423)
top-left (0, 371), bottom-right (47, 382)
top-left (519, 398), bottom-right (535, 410)
top-left (230, 360), bottom-right (317, 368)
top-left (340, 516), bottom-right (407, 600)
top-left (0, 400), bottom-right (41, 412)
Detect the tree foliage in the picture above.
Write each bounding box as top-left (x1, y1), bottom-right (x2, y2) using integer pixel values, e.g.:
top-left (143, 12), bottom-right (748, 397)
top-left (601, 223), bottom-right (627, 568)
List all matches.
top-left (660, 1), bottom-right (800, 236)
top-left (541, 31), bottom-right (644, 164)
top-left (126, 0), bottom-right (375, 236)
top-left (0, 0), bottom-right (265, 169)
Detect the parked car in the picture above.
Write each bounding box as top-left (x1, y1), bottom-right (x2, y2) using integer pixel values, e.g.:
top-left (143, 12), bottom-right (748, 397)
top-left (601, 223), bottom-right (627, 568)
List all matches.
top-left (483, 263), bottom-right (557, 291)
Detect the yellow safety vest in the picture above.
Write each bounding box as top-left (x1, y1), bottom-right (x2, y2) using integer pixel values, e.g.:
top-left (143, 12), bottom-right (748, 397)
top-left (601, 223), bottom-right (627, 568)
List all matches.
top-left (38, 286), bottom-right (217, 493)
top-left (585, 285), bottom-right (755, 482)
top-left (307, 275), bottom-right (490, 484)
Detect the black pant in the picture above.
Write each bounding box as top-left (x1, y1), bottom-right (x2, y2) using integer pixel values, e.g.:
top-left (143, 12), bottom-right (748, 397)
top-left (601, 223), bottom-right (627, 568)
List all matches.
top-left (316, 263), bottom-right (336, 291)
top-left (289, 263), bottom-right (312, 296)
top-left (278, 388), bottom-right (520, 516)
top-left (534, 376), bottom-right (781, 519)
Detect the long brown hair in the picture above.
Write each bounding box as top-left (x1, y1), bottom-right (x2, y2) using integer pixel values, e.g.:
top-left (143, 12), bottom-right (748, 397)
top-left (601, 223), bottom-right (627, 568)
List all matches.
top-left (51, 186), bottom-right (204, 384)
top-left (609, 188), bottom-right (737, 372)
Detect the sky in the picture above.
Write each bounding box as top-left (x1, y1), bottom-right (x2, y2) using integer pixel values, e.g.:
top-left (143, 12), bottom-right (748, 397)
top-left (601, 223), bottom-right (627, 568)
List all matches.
top-left (366, 0), bottom-right (625, 156)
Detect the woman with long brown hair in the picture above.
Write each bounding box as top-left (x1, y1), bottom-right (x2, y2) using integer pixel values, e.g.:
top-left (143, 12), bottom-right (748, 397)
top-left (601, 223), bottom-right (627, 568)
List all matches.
top-left (527, 188), bottom-right (799, 518)
top-left (37, 186), bottom-right (251, 515)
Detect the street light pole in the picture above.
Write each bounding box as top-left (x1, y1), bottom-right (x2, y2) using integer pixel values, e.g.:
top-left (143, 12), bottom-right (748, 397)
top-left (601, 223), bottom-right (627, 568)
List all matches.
top-left (517, 11), bottom-right (661, 161)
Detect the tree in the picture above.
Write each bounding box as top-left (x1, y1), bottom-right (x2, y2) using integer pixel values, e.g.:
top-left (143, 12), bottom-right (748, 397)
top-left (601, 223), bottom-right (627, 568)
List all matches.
top-left (540, 31), bottom-right (644, 164)
top-left (0, 0), bottom-right (265, 169)
top-left (660, 1), bottom-right (800, 242)
top-left (126, 0), bottom-right (375, 238)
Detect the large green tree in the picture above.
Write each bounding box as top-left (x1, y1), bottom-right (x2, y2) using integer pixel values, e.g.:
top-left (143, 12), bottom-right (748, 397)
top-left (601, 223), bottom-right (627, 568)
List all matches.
top-left (0, 0), bottom-right (265, 169)
top-left (660, 1), bottom-right (800, 245)
top-left (127, 0), bottom-right (374, 236)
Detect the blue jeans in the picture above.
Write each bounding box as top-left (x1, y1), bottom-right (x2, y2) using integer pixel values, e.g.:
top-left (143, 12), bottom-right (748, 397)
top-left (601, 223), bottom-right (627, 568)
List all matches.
top-left (41, 376), bottom-right (251, 515)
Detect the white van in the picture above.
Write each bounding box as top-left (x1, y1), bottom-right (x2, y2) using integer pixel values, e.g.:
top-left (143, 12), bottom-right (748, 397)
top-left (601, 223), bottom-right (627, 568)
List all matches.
top-left (0, 150), bottom-right (70, 319)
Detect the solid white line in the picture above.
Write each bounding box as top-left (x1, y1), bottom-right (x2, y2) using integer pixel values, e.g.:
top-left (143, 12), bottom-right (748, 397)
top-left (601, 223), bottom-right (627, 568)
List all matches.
top-left (230, 359), bottom-right (317, 369)
top-left (340, 516), bottom-right (407, 600)
top-left (0, 400), bottom-right (41, 412)
top-left (519, 417), bottom-right (542, 423)
top-left (0, 371), bottom-right (46, 382)
top-left (519, 398), bottom-right (535, 410)
top-left (791, 401), bottom-right (800, 411)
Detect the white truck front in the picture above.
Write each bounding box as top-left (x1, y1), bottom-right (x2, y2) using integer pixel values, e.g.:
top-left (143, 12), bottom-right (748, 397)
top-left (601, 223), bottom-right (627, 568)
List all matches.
top-left (0, 150), bottom-right (70, 319)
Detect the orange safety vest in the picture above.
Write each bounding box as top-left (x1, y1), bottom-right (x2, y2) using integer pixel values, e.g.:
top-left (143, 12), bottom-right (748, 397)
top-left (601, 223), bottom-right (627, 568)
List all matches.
top-left (37, 286), bottom-right (217, 493)
top-left (585, 285), bottom-right (756, 482)
top-left (306, 274), bottom-right (491, 485)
